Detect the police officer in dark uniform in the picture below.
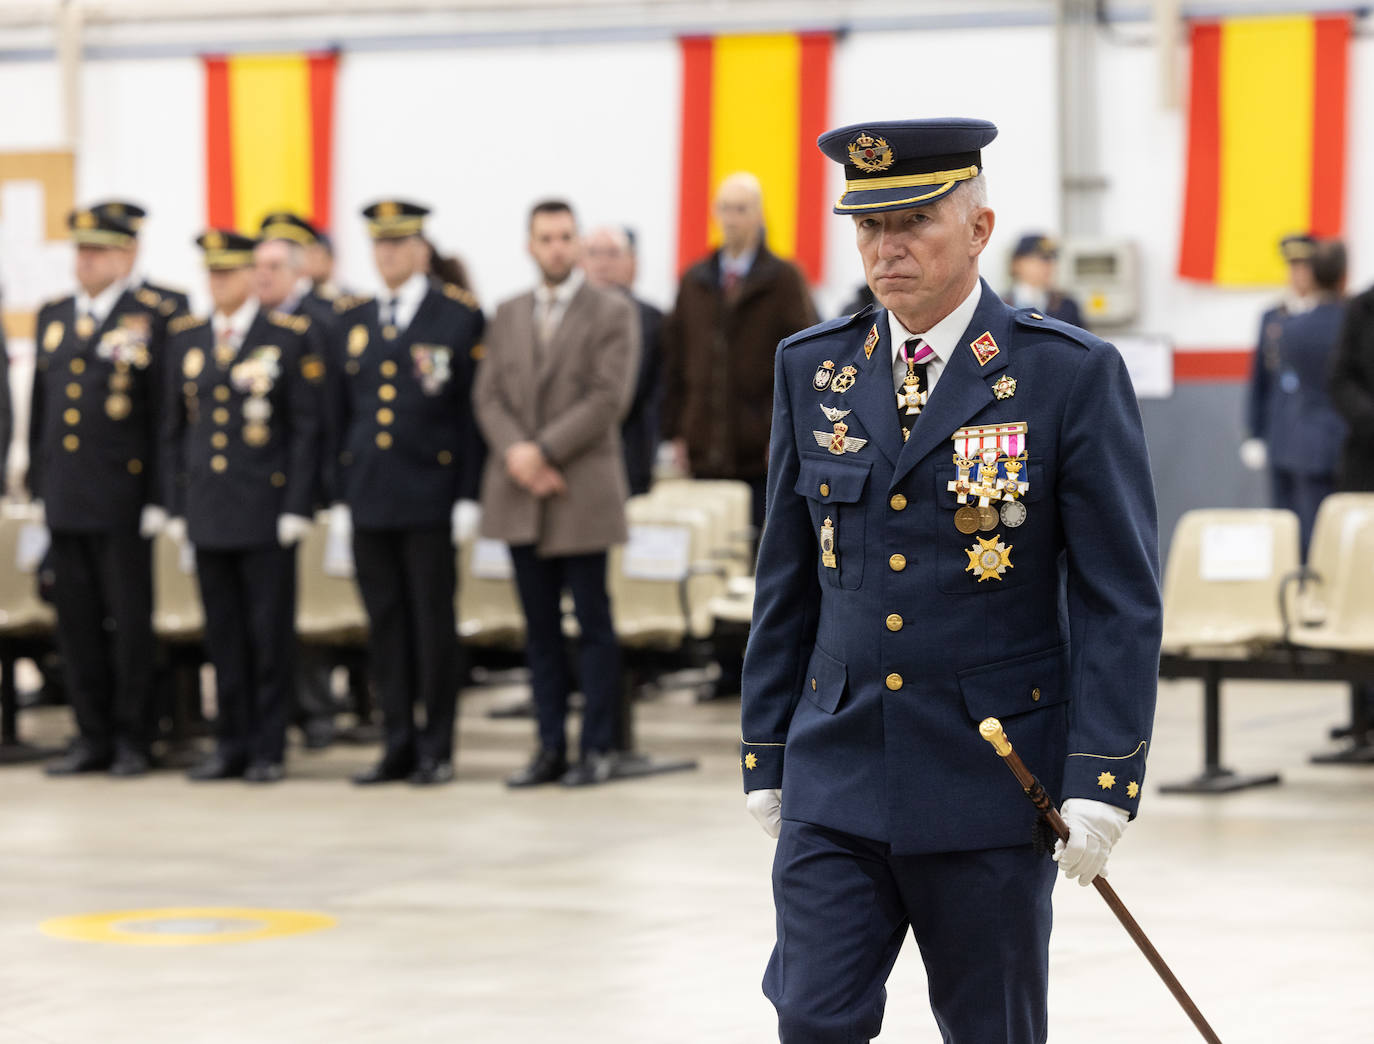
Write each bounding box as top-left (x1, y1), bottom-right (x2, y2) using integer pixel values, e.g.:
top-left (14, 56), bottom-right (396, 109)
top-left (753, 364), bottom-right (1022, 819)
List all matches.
top-left (331, 200), bottom-right (483, 786)
top-left (162, 230), bottom-right (322, 783)
top-left (1242, 233), bottom-right (1316, 477)
top-left (31, 207), bottom-right (171, 777)
top-left (1004, 232), bottom-right (1084, 327)
top-left (741, 120), bottom-right (1161, 1043)
top-left (89, 200), bottom-right (191, 317)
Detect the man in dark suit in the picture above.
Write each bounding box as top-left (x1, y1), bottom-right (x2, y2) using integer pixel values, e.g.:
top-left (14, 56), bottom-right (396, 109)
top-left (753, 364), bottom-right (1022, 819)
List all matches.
top-left (162, 230), bottom-right (321, 782)
top-left (741, 119), bottom-right (1161, 1042)
top-left (31, 207), bottom-right (172, 777)
top-left (331, 200), bottom-right (484, 786)
top-left (1332, 273), bottom-right (1374, 493)
top-left (89, 200), bottom-right (190, 318)
top-left (475, 200), bottom-right (640, 788)
top-left (583, 224), bottom-right (663, 496)
top-left (1004, 232), bottom-right (1084, 328)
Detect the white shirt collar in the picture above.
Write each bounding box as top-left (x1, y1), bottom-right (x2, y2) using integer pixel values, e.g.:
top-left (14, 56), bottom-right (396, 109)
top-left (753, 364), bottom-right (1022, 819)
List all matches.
top-left (214, 297), bottom-right (259, 341)
top-left (380, 271), bottom-right (429, 326)
top-left (888, 279), bottom-right (983, 369)
top-left (720, 247), bottom-right (756, 279)
top-left (76, 278), bottom-right (129, 325)
top-left (537, 267), bottom-right (585, 308)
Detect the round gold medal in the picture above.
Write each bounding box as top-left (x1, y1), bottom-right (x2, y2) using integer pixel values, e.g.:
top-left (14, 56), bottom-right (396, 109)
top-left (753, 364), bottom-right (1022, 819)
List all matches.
top-left (978, 505), bottom-right (1000, 532)
top-left (243, 423), bottom-right (270, 447)
top-left (954, 506), bottom-right (981, 535)
top-left (105, 393), bottom-right (131, 420)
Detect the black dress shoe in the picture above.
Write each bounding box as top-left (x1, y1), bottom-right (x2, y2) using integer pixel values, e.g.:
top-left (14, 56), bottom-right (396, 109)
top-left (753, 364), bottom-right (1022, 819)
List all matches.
top-left (45, 745), bottom-right (111, 776)
top-left (187, 754), bottom-right (246, 781)
top-left (301, 718), bottom-right (336, 750)
top-left (409, 760), bottom-right (454, 786)
top-left (561, 750), bottom-right (618, 787)
top-left (351, 760), bottom-right (413, 785)
top-left (108, 748), bottom-right (150, 778)
top-left (506, 749), bottom-right (568, 788)
top-left (244, 761), bottom-right (285, 784)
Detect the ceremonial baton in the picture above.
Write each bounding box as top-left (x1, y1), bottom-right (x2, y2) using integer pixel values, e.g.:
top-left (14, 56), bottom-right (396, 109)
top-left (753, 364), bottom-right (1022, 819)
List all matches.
top-left (978, 717), bottom-right (1223, 1044)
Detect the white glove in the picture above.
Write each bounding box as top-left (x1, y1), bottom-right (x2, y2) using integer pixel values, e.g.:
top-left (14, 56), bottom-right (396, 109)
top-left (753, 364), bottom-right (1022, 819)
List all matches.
top-left (31, 500), bottom-right (45, 526)
top-left (165, 517), bottom-right (188, 546)
top-left (1054, 797), bottom-right (1130, 886)
top-left (328, 502), bottom-right (353, 539)
top-left (277, 513), bottom-right (313, 548)
top-left (746, 788), bottom-right (783, 839)
top-left (139, 505), bottom-right (168, 538)
top-left (452, 499), bottom-right (480, 545)
top-left (1239, 438), bottom-right (1268, 471)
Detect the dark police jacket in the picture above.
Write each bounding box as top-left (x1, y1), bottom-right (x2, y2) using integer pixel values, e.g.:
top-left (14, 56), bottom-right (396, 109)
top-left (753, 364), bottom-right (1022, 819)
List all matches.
top-left (329, 282), bottom-right (484, 530)
top-left (1265, 299), bottom-right (1348, 477)
top-left (30, 287), bottom-right (168, 531)
top-left (741, 280), bottom-right (1161, 855)
top-left (1247, 302), bottom-right (1290, 441)
top-left (161, 308), bottom-right (321, 550)
top-left (1331, 285), bottom-right (1374, 491)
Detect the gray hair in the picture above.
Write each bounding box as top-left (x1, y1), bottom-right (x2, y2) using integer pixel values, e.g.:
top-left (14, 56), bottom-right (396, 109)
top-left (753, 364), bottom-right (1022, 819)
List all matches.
top-left (952, 173), bottom-right (988, 215)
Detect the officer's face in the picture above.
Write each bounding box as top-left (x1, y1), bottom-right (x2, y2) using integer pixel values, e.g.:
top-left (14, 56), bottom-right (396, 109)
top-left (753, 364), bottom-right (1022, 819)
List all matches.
top-left (715, 184), bottom-right (764, 253)
top-left (372, 235), bottom-right (424, 289)
top-left (1288, 260), bottom-right (1315, 297)
top-left (74, 245), bottom-right (125, 296)
top-left (854, 192), bottom-right (994, 331)
top-left (583, 230), bottom-right (630, 290)
top-left (253, 240), bottom-right (302, 309)
top-left (529, 211), bottom-right (581, 286)
top-left (208, 266), bottom-right (254, 315)
top-left (304, 242), bottom-right (333, 283)
top-left (1011, 254), bottom-right (1054, 290)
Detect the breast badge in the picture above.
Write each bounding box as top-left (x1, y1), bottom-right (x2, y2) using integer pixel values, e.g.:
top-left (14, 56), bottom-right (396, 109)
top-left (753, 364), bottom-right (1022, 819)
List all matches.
top-left (992, 374), bottom-right (1017, 400)
top-left (813, 360), bottom-right (835, 391)
top-left (830, 365), bottom-right (858, 394)
top-left (815, 422), bottom-right (867, 456)
top-left (965, 535), bottom-right (1014, 582)
top-left (183, 348), bottom-right (205, 378)
top-left (820, 405), bottom-right (850, 424)
top-left (947, 423), bottom-right (1029, 581)
top-left (820, 516), bottom-right (837, 569)
top-left (43, 321), bottom-right (64, 352)
top-left (348, 325), bottom-right (369, 356)
top-left (863, 324), bottom-right (879, 360)
top-left (969, 331), bottom-right (999, 366)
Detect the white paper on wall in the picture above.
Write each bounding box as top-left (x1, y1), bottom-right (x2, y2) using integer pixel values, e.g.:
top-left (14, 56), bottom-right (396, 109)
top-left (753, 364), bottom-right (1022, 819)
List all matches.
top-left (1199, 523), bottom-right (1274, 581)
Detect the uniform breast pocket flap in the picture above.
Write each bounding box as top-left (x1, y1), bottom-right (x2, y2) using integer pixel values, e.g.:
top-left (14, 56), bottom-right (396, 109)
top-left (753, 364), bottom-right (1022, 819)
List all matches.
top-left (794, 456), bottom-right (872, 504)
top-left (957, 643), bottom-right (1069, 723)
top-left (802, 643), bottom-right (848, 715)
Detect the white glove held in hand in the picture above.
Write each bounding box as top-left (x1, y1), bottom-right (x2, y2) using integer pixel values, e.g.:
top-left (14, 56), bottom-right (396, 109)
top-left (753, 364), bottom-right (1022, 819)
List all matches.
top-left (746, 789), bottom-right (782, 839)
top-left (1054, 798), bottom-right (1130, 886)
top-left (165, 517), bottom-right (188, 546)
top-left (139, 505), bottom-right (168, 538)
top-left (1239, 437), bottom-right (1268, 471)
top-left (451, 499), bottom-right (480, 545)
top-left (277, 513), bottom-right (313, 548)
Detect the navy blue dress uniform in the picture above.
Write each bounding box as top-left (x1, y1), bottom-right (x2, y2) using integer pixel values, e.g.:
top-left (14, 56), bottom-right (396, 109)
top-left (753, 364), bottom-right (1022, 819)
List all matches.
top-left (29, 208), bottom-right (169, 773)
top-left (331, 200), bottom-right (484, 784)
top-left (161, 230), bottom-right (322, 781)
top-left (1004, 233), bottom-right (1084, 328)
top-left (741, 120), bottom-right (1162, 1043)
top-left (89, 200), bottom-right (191, 317)
top-left (1264, 299), bottom-right (1348, 554)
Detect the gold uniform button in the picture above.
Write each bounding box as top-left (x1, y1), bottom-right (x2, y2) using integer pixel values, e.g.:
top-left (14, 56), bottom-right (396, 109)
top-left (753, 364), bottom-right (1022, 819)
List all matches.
top-left (66, 383), bottom-right (81, 400)
top-left (63, 408), bottom-right (80, 425)
top-left (213, 407), bottom-right (229, 424)
top-left (889, 553), bottom-right (906, 572)
top-left (890, 494), bottom-right (907, 511)
top-left (376, 407), bottom-right (394, 426)
top-left (885, 673), bottom-right (903, 691)
top-left (819, 483), bottom-right (830, 497)
top-left (211, 432), bottom-right (228, 449)
top-left (271, 472), bottom-right (286, 488)
top-left (375, 432), bottom-right (393, 449)
top-left (127, 459), bottom-right (143, 475)
top-left (379, 360), bottom-right (397, 377)
top-left (69, 359), bottom-right (86, 374)
top-left (62, 434), bottom-right (79, 452)
top-left (378, 384), bottom-right (397, 402)
top-left (211, 454), bottom-right (228, 472)
top-left (183, 381), bottom-right (198, 396)
top-left (811, 678), bottom-right (817, 691)
top-left (885, 614), bottom-right (903, 632)
top-left (1032, 687), bottom-right (1042, 702)
top-left (437, 450), bottom-right (453, 466)
top-left (345, 360), bottom-right (360, 375)
top-left (214, 386), bottom-right (230, 402)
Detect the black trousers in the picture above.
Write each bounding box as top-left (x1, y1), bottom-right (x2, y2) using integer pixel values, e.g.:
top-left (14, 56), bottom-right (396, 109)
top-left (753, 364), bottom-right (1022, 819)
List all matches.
top-left (352, 526), bottom-right (458, 765)
top-left (195, 545), bottom-right (297, 765)
top-left (49, 528), bottom-right (155, 755)
top-left (508, 545), bottom-right (621, 757)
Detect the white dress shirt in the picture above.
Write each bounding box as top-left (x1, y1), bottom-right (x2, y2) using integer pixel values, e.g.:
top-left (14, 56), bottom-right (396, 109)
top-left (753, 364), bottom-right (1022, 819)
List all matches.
top-left (75, 278), bottom-right (129, 328)
top-left (887, 280), bottom-right (983, 395)
top-left (534, 267), bottom-right (585, 340)
top-left (379, 271), bottom-right (429, 331)
top-left (213, 297), bottom-right (259, 350)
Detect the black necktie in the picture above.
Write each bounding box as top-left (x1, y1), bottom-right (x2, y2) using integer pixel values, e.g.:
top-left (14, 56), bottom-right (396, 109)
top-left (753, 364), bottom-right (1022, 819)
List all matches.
top-left (896, 337), bottom-right (934, 443)
top-left (386, 296), bottom-right (400, 328)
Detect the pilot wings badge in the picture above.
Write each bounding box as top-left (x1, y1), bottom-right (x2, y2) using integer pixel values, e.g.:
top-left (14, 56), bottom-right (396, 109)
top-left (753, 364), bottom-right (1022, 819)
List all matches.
top-left (815, 421), bottom-right (868, 456)
top-left (820, 405), bottom-right (851, 423)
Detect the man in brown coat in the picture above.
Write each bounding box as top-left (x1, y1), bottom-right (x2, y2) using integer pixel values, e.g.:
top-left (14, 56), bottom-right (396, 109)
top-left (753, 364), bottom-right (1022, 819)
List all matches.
top-left (663, 172), bottom-right (818, 529)
top-left (474, 199), bottom-right (640, 787)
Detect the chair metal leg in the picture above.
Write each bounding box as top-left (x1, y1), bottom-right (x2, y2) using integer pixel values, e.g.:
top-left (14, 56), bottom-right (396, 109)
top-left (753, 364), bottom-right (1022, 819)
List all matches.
top-left (1311, 683), bottom-right (1374, 764)
top-left (0, 644), bottom-right (56, 765)
top-left (1160, 665), bottom-right (1281, 794)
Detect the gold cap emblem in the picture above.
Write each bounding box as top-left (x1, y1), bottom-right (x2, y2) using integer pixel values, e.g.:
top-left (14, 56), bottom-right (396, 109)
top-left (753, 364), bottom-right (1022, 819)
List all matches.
top-left (377, 201), bottom-right (399, 218)
top-left (205, 230), bottom-right (225, 249)
top-left (75, 211), bottom-right (97, 229)
top-left (847, 133), bottom-right (895, 173)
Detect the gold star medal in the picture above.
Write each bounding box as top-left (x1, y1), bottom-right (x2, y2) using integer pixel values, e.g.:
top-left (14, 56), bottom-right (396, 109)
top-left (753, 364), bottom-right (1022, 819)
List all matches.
top-left (830, 365), bottom-right (858, 394)
top-left (1097, 771), bottom-right (1116, 791)
top-left (992, 374), bottom-right (1017, 399)
top-left (744, 753), bottom-right (758, 770)
top-left (964, 535), bottom-right (1013, 582)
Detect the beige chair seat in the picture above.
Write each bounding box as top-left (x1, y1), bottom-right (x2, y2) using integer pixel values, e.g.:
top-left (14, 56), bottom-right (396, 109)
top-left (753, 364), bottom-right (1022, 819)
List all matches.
top-left (1286, 494), bottom-right (1374, 655)
top-left (0, 503), bottom-right (55, 636)
top-left (456, 537), bottom-right (526, 649)
top-left (152, 530), bottom-right (204, 641)
top-left (296, 510), bottom-right (368, 644)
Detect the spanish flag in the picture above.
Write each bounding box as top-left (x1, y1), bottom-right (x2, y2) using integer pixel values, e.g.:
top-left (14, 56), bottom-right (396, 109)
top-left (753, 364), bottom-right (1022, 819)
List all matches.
top-left (676, 33), bottom-right (833, 283)
top-left (204, 52), bottom-right (338, 233)
top-left (1178, 15), bottom-right (1349, 286)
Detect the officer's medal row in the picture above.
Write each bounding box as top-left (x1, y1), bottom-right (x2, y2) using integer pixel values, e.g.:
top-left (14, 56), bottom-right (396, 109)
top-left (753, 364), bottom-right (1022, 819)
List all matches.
top-left (182, 344), bottom-right (281, 448)
top-left (947, 423), bottom-right (1028, 582)
top-left (44, 315), bottom-right (152, 424)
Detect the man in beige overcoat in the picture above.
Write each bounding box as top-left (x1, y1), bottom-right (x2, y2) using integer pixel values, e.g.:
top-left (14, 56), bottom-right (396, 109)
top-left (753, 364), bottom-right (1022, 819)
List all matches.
top-left (474, 199), bottom-right (640, 787)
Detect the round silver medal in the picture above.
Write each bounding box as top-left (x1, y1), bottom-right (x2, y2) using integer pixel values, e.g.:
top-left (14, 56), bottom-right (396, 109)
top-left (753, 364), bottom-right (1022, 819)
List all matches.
top-left (1000, 499), bottom-right (1027, 528)
top-left (242, 396), bottom-right (272, 422)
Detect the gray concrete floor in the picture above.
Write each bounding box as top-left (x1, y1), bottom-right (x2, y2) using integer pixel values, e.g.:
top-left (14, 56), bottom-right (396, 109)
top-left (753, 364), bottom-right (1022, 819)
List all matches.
top-left (1, 676), bottom-right (1371, 1043)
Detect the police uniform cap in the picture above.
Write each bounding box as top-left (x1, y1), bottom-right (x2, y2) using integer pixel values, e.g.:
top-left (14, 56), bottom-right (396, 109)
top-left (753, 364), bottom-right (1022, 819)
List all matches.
top-left (90, 200), bottom-right (148, 234)
top-left (817, 117), bottom-right (997, 214)
top-left (1279, 233), bottom-right (1315, 263)
top-left (1012, 233), bottom-right (1058, 260)
top-left (258, 211), bottom-right (321, 247)
top-left (361, 199), bottom-right (430, 240)
top-left (195, 228), bottom-right (259, 270)
top-left (68, 207), bottom-right (137, 249)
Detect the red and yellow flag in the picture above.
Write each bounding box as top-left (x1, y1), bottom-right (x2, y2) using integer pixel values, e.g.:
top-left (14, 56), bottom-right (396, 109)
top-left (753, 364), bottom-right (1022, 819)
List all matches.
top-left (204, 52), bottom-right (337, 233)
top-left (1178, 15), bottom-right (1349, 286)
top-left (676, 33), bottom-right (833, 283)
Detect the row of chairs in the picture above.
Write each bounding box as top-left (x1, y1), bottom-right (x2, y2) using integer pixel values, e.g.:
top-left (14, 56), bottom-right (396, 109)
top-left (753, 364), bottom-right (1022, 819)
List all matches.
top-left (1158, 495), bottom-right (1374, 791)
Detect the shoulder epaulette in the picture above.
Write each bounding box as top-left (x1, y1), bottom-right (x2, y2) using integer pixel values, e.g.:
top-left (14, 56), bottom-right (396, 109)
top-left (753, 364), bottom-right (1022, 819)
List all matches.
top-left (38, 295), bottom-right (72, 315)
top-left (780, 307), bottom-right (873, 351)
top-left (1013, 309), bottom-right (1105, 350)
top-left (169, 314), bottom-right (208, 337)
top-left (269, 310), bottom-right (310, 334)
top-left (158, 299), bottom-right (178, 316)
top-left (135, 287), bottom-right (162, 309)
top-left (333, 293), bottom-right (374, 314)
top-left (443, 283), bottom-right (480, 310)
